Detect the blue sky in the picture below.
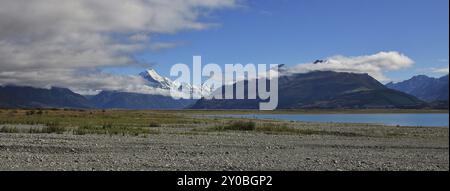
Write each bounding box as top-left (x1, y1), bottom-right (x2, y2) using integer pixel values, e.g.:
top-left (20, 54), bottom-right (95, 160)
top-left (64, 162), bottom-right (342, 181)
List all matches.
top-left (110, 0), bottom-right (448, 81)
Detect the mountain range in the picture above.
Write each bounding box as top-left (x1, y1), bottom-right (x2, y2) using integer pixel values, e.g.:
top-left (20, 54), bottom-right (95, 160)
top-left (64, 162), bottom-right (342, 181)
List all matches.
top-left (0, 68), bottom-right (447, 109)
top-left (139, 69), bottom-right (212, 98)
top-left (191, 71), bottom-right (427, 109)
top-left (386, 75), bottom-right (449, 102)
top-left (88, 91), bottom-right (195, 109)
top-left (0, 86), bottom-right (92, 108)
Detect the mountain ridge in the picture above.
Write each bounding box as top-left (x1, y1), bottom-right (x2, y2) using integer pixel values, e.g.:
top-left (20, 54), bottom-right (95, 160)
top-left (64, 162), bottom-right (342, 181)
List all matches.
top-left (0, 85), bottom-right (92, 109)
top-left (191, 71), bottom-right (428, 109)
top-left (88, 90), bottom-right (195, 109)
top-left (386, 74), bottom-right (449, 102)
top-left (0, 70), bottom-right (441, 110)
top-left (139, 68), bottom-right (212, 98)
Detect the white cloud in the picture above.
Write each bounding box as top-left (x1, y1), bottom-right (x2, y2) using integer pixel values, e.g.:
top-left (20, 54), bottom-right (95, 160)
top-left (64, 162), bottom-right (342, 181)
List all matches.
top-left (150, 42), bottom-right (185, 51)
top-left (288, 51), bottom-right (414, 82)
top-left (0, 0), bottom-right (237, 94)
top-left (129, 34), bottom-right (150, 42)
top-left (431, 67), bottom-right (449, 74)
top-left (0, 69), bottom-right (177, 96)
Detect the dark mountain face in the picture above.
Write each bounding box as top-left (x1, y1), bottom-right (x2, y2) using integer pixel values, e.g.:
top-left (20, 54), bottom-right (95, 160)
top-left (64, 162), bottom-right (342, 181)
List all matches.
top-left (386, 75), bottom-right (449, 102)
top-left (1, 72), bottom-right (435, 110)
top-left (88, 91), bottom-right (195, 109)
top-left (0, 85), bottom-right (195, 109)
top-left (436, 75), bottom-right (449, 101)
top-left (191, 71), bottom-right (427, 109)
top-left (0, 86), bottom-right (92, 108)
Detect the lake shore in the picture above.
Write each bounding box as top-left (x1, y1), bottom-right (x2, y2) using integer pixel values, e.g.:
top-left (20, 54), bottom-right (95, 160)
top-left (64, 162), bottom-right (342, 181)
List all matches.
top-left (0, 109), bottom-right (448, 171)
top-left (203, 113), bottom-right (449, 127)
top-left (180, 109), bottom-right (449, 115)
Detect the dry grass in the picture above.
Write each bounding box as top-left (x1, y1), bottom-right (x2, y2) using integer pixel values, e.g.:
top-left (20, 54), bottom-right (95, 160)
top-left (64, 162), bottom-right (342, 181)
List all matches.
top-left (74, 123), bottom-right (159, 136)
top-left (0, 126), bottom-right (18, 133)
top-left (0, 109), bottom-right (169, 136)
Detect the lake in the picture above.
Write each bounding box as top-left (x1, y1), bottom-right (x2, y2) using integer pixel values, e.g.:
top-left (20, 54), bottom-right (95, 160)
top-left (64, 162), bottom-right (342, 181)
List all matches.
top-left (215, 113), bottom-right (449, 127)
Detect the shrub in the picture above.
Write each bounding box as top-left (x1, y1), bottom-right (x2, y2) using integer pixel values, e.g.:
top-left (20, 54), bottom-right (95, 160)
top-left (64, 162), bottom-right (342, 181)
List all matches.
top-left (215, 121), bottom-right (256, 131)
top-left (26, 110), bottom-right (35, 115)
top-left (102, 123), bottom-right (113, 129)
top-left (149, 122), bottom-right (161, 127)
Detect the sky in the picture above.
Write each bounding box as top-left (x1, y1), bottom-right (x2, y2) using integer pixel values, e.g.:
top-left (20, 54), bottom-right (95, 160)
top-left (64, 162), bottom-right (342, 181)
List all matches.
top-left (0, 0), bottom-right (448, 94)
top-left (121, 0), bottom-right (449, 82)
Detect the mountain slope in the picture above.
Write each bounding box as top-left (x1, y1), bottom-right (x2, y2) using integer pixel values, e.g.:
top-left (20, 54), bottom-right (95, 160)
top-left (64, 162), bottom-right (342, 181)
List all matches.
top-left (386, 75), bottom-right (449, 102)
top-left (89, 91), bottom-right (195, 109)
top-left (191, 71), bottom-right (427, 109)
top-left (139, 69), bottom-right (212, 97)
top-left (0, 86), bottom-right (92, 108)
top-left (139, 69), bottom-right (174, 89)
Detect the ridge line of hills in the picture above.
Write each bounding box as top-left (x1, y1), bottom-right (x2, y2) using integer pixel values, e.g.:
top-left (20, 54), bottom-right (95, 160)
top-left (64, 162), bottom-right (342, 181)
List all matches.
top-left (0, 70), bottom-right (448, 109)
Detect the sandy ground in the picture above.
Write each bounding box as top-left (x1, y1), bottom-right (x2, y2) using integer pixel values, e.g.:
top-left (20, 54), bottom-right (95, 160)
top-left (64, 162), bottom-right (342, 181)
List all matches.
top-left (0, 123), bottom-right (448, 171)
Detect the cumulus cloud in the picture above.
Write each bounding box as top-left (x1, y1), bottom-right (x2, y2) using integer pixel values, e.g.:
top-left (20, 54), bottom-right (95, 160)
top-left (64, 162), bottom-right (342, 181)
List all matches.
top-left (288, 51), bottom-right (414, 82)
top-left (0, 68), bottom-right (178, 96)
top-left (0, 0), bottom-right (236, 94)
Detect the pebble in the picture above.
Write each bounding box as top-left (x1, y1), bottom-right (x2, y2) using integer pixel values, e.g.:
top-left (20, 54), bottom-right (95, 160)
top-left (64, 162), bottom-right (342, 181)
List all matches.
top-left (0, 126), bottom-right (447, 171)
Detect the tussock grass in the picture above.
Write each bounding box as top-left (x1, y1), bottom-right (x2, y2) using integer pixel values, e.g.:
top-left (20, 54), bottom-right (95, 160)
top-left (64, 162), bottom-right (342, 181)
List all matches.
top-left (0, 123), bottom-right (66, 134)
top-left (0, 126), bottom-right (18, 133)
top-left (0, 109), bottom-right (163, 136)
top-left (0, 109), bottom-right (198, 136)
top-left (200, 120), bottom-right (362, 137)
top-left (25, 122), bottom-right (66, 134)
top-left (74, 124), bottom-right (159, 136)
top-left (42, 121), bottom-right (66, 134)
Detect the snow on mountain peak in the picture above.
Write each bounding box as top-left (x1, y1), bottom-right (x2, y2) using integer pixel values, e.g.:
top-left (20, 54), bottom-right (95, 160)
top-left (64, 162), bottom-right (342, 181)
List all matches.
top-left (144, 69), bottom-right (166, 82)
top-left (139, 68), bottom-right (212, 98)
top-left (139, 69), bottom-right (173, 89)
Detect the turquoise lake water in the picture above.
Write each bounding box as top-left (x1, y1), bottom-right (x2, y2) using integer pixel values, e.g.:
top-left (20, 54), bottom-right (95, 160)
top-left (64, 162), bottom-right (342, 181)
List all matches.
top-left (216, 113), bottom-right (449, 127)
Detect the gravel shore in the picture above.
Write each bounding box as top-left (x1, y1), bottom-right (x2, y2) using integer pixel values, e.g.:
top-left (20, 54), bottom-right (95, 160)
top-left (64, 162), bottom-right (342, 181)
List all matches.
top-left (0, 123), bottom-right (448, 171)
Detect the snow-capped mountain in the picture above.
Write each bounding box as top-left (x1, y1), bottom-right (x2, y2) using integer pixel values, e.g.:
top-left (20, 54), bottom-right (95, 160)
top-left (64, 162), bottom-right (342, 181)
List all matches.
top-left (139, 69), bottom-right (212, 98)
top-left (139, 69), bottom-right (174, 89)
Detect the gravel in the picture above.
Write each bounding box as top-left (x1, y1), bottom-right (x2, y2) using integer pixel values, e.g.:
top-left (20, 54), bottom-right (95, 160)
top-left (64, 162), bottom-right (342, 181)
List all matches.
top-left (0, 125), bottom-right (448, 171)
